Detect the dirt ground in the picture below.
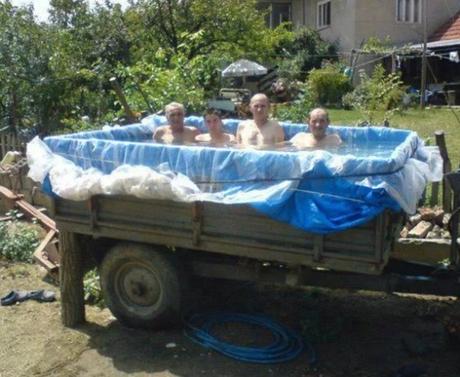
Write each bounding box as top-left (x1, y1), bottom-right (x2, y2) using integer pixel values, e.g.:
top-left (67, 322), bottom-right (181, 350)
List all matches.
top-left (1, 260), bottom-right (460, 377)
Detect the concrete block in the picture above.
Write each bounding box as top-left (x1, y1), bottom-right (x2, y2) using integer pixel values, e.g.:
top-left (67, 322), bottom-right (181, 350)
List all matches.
top-left (407, 220), bottom-right (433, 239)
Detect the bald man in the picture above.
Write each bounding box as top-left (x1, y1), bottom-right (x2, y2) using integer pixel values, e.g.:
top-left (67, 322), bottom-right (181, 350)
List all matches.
top-left (236, 93), bottom-right (285, 147)
top-left (290, 108), bottom-right (342, 149)
top-left (153, 102), bottom-right (199, 144)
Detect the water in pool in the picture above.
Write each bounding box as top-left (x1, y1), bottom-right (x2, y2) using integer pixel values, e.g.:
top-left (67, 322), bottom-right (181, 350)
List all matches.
top-left (143, 138), bottom-right (402, 159)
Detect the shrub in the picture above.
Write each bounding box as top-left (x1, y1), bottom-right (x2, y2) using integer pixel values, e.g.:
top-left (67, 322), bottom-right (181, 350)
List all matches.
top-left (307, 63), bottom-right (352, 106)
top-left (83, 268), bottom-right (105, 307)
top-left (343, 64), bottom-right (407, 124)
top-left (273, 82), bottom-right (315, 122)
top-left (0, 212), bottom-right (40, 263)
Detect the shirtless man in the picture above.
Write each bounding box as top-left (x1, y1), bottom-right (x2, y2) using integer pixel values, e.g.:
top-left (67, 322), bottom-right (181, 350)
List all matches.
top-left (236, 93), bottom-right (284, 147)
top-left (153, 102), bottom-right (199, 144)
top-left (290, 108), bottom-right (342, 149)
top-left (195, 108), bottom-right (235, 146)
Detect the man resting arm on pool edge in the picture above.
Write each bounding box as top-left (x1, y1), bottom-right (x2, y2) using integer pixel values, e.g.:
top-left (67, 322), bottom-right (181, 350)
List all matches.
top-left (290, 108), bottom-right (342, 149)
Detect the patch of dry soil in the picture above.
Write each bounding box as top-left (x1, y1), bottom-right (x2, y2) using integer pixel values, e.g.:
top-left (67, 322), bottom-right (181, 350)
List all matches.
top-left (1, 261), bottom-right (460, 377)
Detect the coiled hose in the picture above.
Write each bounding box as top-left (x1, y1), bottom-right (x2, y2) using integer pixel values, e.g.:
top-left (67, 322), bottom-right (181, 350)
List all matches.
top-left (184, 312), bottom-right (316, 364)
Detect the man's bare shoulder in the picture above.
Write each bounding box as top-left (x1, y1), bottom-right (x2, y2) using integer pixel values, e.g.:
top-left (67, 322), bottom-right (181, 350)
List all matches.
top-left (154, 125), bottom-right (169, 132)
top-left (290, 132), bottom-right (315, 148)
top-left (195, 133), bottom-right (211, 142)
top-left (238, 120), bottom-right (253, 128)
top-left (153, 126), bottom-right (168, 140)
top-left (267, 119), bottom-right (281, 127)
top-left (325, 133), bottom-right (342, 146)
top-left (184, 125), bottom-right (199, 133)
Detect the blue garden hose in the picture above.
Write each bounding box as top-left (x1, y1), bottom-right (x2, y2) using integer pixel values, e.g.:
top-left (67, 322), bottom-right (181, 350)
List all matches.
top-left (184, 312), bottom-right (316, 364)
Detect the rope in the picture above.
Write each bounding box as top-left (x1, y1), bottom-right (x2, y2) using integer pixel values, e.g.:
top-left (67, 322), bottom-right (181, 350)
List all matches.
top-left (184, 312), bottom-right (315, 364)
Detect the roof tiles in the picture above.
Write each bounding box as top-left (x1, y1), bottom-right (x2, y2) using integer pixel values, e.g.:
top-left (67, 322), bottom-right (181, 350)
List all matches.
top-left (430, 11), bottom-right (460, 42)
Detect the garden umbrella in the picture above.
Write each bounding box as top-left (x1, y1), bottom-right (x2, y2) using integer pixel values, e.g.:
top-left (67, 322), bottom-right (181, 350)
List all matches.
top-left (221, 59), bottom-right (267, 84)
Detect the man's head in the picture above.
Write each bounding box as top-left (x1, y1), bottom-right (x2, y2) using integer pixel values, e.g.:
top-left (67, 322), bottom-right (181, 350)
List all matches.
top-left (249, 93), bottom-right (270, 121)
top-left (165, 102), bottom-right (185, 130)
top-left (204, 108), bottom-right (223, 132)
top-left (308, 108), bottom-right (330, 140)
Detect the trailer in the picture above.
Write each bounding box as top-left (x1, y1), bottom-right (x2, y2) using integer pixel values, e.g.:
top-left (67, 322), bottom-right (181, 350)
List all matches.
top-left (56, 189), bottom-right (460, 329)
top-left (23, 116), bottom-right (460, 328)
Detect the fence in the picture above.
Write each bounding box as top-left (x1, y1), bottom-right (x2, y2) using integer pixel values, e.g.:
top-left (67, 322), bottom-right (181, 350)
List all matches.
top-left (0, 127), bottom-right (23, 160)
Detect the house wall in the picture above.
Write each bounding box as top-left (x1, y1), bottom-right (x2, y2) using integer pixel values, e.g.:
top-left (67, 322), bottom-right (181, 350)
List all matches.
top-left (291, 0), bottom-right (357, 51)
top-left (354, 0), bottom-right (460, 47)
top-left (289, 0), bottom-right (460, 51)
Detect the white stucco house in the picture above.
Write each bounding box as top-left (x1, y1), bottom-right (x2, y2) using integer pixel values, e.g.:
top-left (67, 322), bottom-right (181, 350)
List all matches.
top-left (258, 0), bottom-right (460, 52)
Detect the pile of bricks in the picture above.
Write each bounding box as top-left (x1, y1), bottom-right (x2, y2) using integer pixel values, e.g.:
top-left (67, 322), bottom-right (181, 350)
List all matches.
top-left (400, 206), bottom-right (451, 239)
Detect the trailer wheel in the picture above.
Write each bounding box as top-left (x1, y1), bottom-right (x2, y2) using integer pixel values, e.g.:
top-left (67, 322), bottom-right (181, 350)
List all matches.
top-left (100, 242), bottom-right (182, 329)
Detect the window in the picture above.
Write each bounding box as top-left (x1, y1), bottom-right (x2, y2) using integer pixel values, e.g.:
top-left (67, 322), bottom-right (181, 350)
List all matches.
top-left (317, 0), bottom-right (331, 29)
top-left (257, 2), bottom-right (291, 29)
top-left (396, 0), bottom-right (421, 23)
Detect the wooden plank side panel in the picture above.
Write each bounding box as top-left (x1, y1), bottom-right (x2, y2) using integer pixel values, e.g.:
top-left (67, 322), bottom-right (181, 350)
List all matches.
top-left (54, 196), bottom-right (391, 274)
top-left (97, 196), bottom-right (193, 231)
top-left (203, 202), bottom-right (378, 256)
top-left (55, 198), bottom-right (89, 217)
top-left (56, 219), bottom-right (383, 275)
top-left (202, 210), bottom-right (315, 249)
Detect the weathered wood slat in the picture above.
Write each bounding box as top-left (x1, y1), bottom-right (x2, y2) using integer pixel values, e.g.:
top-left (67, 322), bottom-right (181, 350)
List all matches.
top-left (54, 195), bottom-right (394, 276)
top-left (59, 231), bottom-right (85, 327)
top-left (56, 218), bottom-right (383, 275)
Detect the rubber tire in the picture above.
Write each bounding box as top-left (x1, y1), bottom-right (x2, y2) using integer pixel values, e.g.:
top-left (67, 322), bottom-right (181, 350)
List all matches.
top-left (100, 242), bottom-right (182, 329)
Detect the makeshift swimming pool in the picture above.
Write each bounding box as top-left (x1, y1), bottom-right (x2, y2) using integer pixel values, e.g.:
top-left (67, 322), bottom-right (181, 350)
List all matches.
top-left (26, 115), bottom-right (442, 234)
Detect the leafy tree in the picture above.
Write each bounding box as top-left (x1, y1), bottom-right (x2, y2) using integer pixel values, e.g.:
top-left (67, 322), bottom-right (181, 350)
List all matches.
top-left (129, 0), bottom-right (291, 62)
top-left (276, 27), bottom-right (338, 81)
top-left (0, 1), bottom-right (53, 131)
top-left (49, 0), bottom-right (89, 28)
top-left (0, 0), bottom-right (294, 133)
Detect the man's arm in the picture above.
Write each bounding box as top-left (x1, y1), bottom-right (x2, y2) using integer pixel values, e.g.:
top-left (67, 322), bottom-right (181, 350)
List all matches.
top-left (275, 122), bottom-right (285, 143)
top-left (152, 127), bottom-right (165, 142)
top-left (236, 122), bottom-right (245, 144)
top-left (327, 133), bottom-right (342, 147)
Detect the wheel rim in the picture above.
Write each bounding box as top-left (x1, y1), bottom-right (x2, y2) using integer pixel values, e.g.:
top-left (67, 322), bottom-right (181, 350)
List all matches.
top-left (114, 261), bottom-right (163, 315)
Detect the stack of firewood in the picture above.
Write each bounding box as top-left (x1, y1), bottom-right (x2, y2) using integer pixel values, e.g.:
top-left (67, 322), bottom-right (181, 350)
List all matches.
top-left (400, 206), bottom-right (451, 239)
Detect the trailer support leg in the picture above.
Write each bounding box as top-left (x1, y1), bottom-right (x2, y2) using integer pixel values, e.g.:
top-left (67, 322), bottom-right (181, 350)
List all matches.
top-left (60, 231), bottom-right (85, 327)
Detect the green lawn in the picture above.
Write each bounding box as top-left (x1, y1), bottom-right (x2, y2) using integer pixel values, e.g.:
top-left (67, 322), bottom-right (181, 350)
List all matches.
top-left (328, 108), bottom-right (460, 168)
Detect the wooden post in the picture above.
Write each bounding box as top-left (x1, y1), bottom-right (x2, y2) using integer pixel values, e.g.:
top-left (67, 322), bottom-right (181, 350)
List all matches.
top-left (430, 181), bottom-right (440, 206)
top-left (435, 131), bottom-right (452, 212)
top-left (109, 77), bottom-right (137, 124)
top-left (391, 53), bottom-right (396, 74)
top-left (420, 0), bottom-right (427, 109)
top-left (59, 231), bottom-right (85, 327)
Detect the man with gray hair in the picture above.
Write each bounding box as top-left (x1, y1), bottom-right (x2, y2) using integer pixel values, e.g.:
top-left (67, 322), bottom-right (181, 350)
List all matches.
top-left (290, 108), bottom-right (342, 149)
top-left (153, 102), bottom-right (199, 144)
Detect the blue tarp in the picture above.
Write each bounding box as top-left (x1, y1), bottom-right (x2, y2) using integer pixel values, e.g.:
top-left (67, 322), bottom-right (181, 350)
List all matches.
top-left (27, 115), bottom-right (437, 234)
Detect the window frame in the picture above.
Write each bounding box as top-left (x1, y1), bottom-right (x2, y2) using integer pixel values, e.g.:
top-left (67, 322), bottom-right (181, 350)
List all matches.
top-left (258, 2), bottom-right (292, 29)
top-left (396, 0), bottom-right (422, 24)
top-left (317, 0), bottom-right (331, 30)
